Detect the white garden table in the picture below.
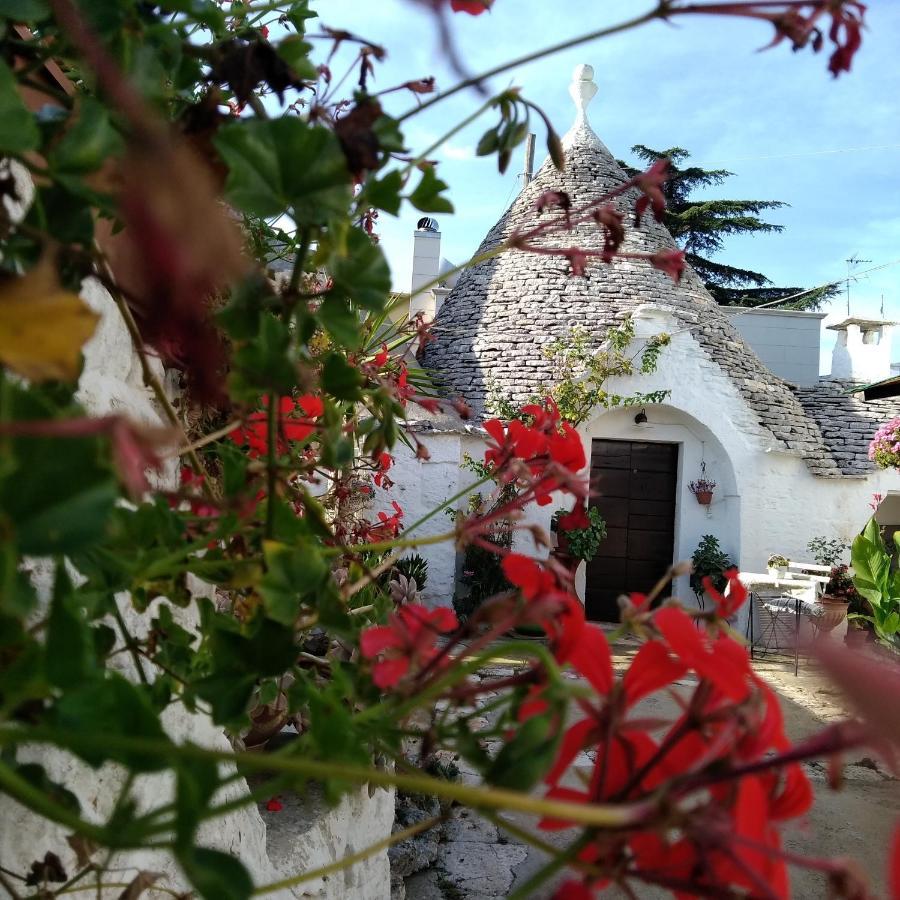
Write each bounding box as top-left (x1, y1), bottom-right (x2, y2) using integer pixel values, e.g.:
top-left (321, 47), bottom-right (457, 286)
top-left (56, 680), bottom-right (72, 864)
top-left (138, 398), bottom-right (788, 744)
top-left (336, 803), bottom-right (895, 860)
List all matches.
top-left (738, 571), bottom-right (821, 676)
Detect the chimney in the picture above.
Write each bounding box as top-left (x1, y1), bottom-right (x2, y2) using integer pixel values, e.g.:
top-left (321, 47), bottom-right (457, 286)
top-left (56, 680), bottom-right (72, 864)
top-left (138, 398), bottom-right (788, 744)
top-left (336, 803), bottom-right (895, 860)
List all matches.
top-left (523, 133), bottom-right (535, 185)
top-left (409, 216), bottom-right (441, 320)
top-left (828, 316), bottom-right (896, 382)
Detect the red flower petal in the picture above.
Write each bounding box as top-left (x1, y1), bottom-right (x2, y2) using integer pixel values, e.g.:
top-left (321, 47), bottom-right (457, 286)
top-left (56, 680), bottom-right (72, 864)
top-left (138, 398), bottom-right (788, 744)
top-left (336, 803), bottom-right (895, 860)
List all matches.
top-left (298, 394), bottom-right (324, 418)
top-left (450, 0), bottom-right (493, 13)
top-left (502, 553), bottom-right (543, 600)
top-left (372, 656), bottom-right (410, 689)
top-left (890, 822), bottom-right (900, 899)
top-left (360, 625), bottom-right (404, 658)
top-left (623, 640), bottom-right (687, 706)
top-left (265, 797), bottom-right (283, 812)
top-left (552, 881), bottom-right (593, 900)
top-left (545, 718), bottom-right (596, 786)
top-left (565, 624), bottom-right (613, 696)
top-left (770, 764), bottom-right (813, 821)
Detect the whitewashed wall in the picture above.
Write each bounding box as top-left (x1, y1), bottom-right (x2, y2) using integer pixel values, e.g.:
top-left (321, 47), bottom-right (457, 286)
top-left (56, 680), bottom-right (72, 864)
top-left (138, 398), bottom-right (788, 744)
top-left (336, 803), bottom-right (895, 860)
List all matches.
top-left (1, 253), bottom-right (394, 898)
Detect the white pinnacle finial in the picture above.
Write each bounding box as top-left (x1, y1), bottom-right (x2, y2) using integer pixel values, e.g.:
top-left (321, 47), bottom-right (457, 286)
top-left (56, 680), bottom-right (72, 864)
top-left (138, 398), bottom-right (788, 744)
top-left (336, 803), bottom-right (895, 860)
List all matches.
top-left (569, 64), bottom-right (597, 128)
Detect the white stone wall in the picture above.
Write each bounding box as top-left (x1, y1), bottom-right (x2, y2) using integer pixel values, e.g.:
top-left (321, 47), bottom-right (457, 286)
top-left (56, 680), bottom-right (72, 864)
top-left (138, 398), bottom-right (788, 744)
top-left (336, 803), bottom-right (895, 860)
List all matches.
top-left (725, 307), bottom-right (826, 387)
top-left (1, 269), bottom-right (395, 898)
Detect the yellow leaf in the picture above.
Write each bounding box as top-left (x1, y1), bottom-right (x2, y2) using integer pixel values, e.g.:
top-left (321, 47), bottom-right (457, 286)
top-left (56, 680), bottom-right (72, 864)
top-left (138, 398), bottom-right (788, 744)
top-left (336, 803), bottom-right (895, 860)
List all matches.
top-left (0, 257), bottom-right (99, 382)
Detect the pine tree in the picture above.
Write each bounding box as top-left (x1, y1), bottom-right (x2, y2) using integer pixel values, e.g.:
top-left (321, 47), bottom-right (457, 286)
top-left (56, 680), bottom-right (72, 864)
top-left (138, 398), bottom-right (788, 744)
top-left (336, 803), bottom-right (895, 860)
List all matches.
top-left (619, 146), bottom-right (838, 309)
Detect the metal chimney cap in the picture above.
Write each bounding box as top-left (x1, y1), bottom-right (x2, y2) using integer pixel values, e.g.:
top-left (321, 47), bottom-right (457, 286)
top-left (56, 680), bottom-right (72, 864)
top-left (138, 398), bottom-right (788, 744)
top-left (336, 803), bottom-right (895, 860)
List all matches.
top-left (416, 216), bottom-right (439, 232)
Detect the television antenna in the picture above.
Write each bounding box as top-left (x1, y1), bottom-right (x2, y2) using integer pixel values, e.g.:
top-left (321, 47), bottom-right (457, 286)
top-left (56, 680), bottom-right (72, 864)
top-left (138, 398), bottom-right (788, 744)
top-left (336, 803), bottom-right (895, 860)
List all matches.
top-left (845, 255), bottom-right (872, 315)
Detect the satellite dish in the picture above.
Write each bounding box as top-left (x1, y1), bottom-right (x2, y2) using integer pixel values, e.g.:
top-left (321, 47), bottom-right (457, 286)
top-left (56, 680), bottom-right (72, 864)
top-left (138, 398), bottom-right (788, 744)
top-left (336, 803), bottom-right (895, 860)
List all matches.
top-left (417, 217), bottom-right (439, 232)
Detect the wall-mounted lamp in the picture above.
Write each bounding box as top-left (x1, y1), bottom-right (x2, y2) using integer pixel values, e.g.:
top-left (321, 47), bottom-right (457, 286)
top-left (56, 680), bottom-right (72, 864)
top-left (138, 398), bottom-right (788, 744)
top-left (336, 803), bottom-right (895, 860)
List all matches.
top-left (633, 408), bottom-right (648, 426)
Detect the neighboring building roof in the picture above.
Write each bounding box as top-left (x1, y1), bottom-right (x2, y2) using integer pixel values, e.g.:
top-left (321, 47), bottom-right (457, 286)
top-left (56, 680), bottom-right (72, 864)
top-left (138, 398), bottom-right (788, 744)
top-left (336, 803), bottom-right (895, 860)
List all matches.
top-left (792, 380), bottom-right (900, 476)
top-left (861, 374), bottom-right (900, 400)
top-left (421, 65), bottom-right (872, 478)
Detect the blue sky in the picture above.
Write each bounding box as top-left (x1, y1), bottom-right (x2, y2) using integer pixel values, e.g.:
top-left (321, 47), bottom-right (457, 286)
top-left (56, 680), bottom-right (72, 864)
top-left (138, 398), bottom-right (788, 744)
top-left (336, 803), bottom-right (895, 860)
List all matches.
top-left (306, 2), bottom-right (900, 372)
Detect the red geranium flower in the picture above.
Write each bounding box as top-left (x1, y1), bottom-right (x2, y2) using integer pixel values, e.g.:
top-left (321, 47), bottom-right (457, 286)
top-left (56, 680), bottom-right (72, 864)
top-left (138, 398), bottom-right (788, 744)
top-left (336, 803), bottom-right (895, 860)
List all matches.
top-left (229, 394), bottom-right (323, 458)
top-left (702, 567), bottom-right (748, 619)
top-left (654, 606), bottom-right (751, 701)
top-left (265, 797), bottom-right (283, 812)
top-left (360, 604), bottom-right (458, 688)
top-left (450, 0), bottom-right (493, 13)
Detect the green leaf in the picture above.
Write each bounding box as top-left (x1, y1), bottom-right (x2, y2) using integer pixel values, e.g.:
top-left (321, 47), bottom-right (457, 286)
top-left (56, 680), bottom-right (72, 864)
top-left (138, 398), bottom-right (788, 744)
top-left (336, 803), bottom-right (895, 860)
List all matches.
top-left (15, 762), bottom-right (80, 814)
top-left (46, 569), bottom-right (95, 689)
top-left (476, 128), bottom-right (499, 157)
top-left (259, 540), bottom-right (329, 625)
top-left (330, 228), bottom-right (390, 311)
top-left (318, 294), bottom-right (361, 348)
top-left (276, 36), bottom-right (317, 80)
top-left (50, 98), bottom-right (123, 174)
top-left (285, 0), bottom-right (317, 34)
top-left (365, 170), bottom-right (403, 215)
top-left (485, 715), bottom-right (557, 790)
top-left (215, 118), bottom-right (351, 221)
top-left (0, 59), bottom-right (39, 154)
top-left (175, 757), bottom-right (220, 845)
top-left (0, 0), bottom-right (49, 20)
top-left (210, 616), bottom-right (298, 678)
top-left (177, 848), bottom-right (252, 900)
top-left (192, 672), bottom-right (256, 724)
top-left (547, 127), bottom-right (565, 172)
top-left (14, 480), bottom-right (119, 556)
top-left (230, 313), bottom-right (296, 398)
top-left (321, 352), bottom-right (362, 401)
top-left (52, 674), bottom-right (169, 771)
top-left (408, 165), bottom-right (453, 214)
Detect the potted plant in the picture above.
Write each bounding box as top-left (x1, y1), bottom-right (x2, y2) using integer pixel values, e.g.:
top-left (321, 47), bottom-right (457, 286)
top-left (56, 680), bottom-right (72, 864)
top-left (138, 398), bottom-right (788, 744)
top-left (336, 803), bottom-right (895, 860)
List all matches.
top-left (767, 554), bottom-right (791, 579)
top-left (690, 535), bottom-right (732, 605)
top-left (689, 477), bottom-right (716, 506)
top-left (817, 564), bottom-right (856, 634)
top-left (551, 505), bottom-right (607, 562)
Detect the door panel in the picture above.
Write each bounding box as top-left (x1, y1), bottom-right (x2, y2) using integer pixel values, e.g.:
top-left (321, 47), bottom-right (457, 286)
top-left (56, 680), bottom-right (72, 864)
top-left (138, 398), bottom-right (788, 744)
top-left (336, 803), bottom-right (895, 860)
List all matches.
top-left (585, 439), bottom-right (678, 622)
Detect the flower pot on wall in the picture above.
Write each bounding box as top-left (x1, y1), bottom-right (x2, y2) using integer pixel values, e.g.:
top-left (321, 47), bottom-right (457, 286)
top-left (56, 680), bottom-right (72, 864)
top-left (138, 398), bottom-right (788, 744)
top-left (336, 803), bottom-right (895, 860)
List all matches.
top-left (694, 490), bottom-right (713, 506)
top-left (767, 566), bottom-right (788, 579)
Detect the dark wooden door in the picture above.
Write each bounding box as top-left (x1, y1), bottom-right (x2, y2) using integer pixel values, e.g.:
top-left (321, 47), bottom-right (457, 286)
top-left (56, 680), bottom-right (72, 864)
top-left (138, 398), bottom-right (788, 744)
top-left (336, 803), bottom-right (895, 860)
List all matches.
top-left (585, 440), bottom-right (678, 622)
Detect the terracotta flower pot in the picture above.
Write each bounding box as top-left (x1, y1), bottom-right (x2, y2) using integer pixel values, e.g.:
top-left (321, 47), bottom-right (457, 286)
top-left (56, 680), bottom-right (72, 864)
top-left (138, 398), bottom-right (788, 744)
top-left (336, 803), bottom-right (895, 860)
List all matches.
top-left (816, 596), bottom-right (849, 634)
top-left (694, 490), bottom-right (713, 506)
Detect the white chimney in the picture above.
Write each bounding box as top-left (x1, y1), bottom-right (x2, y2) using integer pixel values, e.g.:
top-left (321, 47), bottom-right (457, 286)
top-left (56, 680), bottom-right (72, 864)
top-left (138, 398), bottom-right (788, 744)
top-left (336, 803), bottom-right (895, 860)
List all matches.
top-left (410, 216), bottom-right (442, 320)
top-left (828, 317), bottom-right (895, 382)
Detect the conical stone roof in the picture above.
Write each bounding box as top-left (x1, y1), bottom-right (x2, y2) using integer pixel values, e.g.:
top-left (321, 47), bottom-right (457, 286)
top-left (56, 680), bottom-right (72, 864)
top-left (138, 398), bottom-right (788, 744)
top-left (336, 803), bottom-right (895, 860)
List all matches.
top-left (422, 65), bottom-right (845, 477)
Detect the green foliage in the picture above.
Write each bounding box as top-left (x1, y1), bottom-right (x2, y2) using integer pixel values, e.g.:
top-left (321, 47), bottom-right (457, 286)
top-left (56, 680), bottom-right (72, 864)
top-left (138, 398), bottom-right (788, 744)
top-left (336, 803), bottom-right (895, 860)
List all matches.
top-left (807, 536), bottom-right (846, 567)
top-left (453, 455), bottom-right (515, 619)
top-left (392, 553), bottom-right (429, 590)
top-left (488, 320), bottom-right (670, 425)
top-left (619, 146), bottom-right (839, 310)
top-left (850, 517), bottom-right (900, 648)
top-left (552, 506), bottom-right (607, 562)
top-left (690, 534), bottom-right (732, 598)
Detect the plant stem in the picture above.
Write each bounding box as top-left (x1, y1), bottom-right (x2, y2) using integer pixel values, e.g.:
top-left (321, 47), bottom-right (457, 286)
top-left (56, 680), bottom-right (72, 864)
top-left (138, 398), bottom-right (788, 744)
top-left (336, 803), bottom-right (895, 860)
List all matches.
top-left (252, 814), bottom-right (444, 894)
top-left (397, 5), bottom-right (666, 122)
top-left (0, 728), bottom-right (654, 832)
